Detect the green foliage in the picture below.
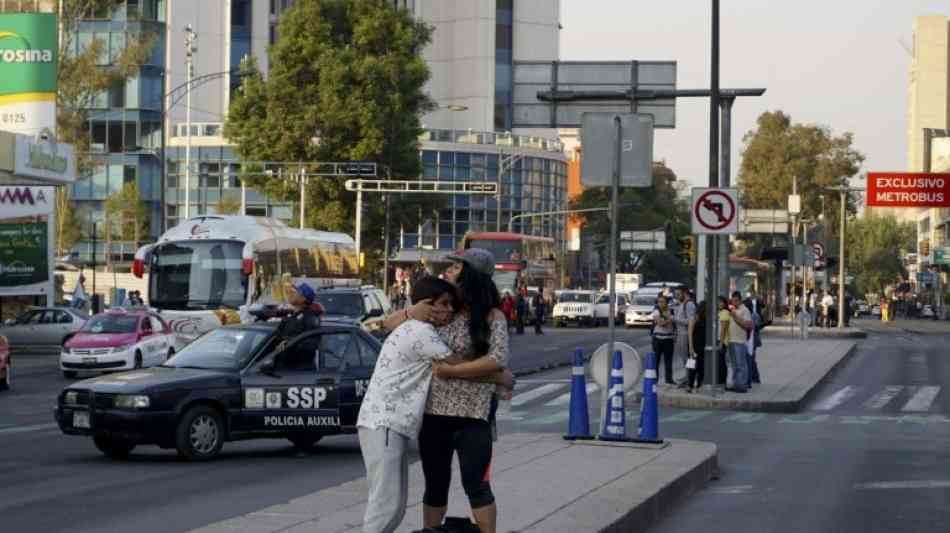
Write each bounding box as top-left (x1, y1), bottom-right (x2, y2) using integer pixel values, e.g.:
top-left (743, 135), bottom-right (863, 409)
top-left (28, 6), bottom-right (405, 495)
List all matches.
top-left (845, 212), bottom-right (915, 297)
top-left (737, 111), bottom-right (865, 228)
top-left (224, 0), bottom-right (439, 278)
top-left (54, 187), bottom-right (82, 256)
top-left (56, 0), bottom-right (157, 176)
top-left (104, 181), bottom-right (148, 243)
top-left (216, 192), bottom-right (242, 215)
top-left (570, 162), bottom-right (693, 285)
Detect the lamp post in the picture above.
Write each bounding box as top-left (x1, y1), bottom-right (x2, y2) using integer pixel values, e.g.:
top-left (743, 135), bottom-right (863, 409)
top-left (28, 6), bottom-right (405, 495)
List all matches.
top-left (825, 184), bottom-right (864, 329)
top-left (183, 24), bottom-right (197, 220)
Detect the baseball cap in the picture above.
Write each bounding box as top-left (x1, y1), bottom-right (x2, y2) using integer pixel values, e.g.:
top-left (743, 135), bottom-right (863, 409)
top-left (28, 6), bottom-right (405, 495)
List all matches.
top-left (294, 282), bottom-right (316, 304)
top-left (445, 248), bottom-right (496, 276)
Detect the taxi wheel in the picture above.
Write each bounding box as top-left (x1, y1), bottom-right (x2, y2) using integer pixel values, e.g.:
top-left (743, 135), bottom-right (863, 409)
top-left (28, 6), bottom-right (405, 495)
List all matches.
top-left (176, 406), bottom-right (224, 461)
top-left (288, 435), bottom-right (324, 452)
top-left (94, 434), bottom-right (136, 459)
top-left (63, 370), bottom-right (77, 379)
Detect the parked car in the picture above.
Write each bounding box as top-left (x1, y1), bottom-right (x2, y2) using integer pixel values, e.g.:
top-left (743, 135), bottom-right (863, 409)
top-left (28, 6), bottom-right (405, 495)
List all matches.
top-left (0, 334), bottom-right (9, 391)
top-left (54, 317), bottom-right (380, 461)
top-left (0, 307), bottom-right (87, 353)
top-left (61, 309), bottom-right (178, 379)
top-left (922, 305), bottom-right (935, 318)
top-left (854, 300), bottom-right (869, 317)
top-left (312, 285), bottom-right (391, 335)
top-left (552, 290), bottom-right (596, 327)
top-left (625, 288), bottom-right (663, 328)
top-left (593, 292), bottom-right (628, 326)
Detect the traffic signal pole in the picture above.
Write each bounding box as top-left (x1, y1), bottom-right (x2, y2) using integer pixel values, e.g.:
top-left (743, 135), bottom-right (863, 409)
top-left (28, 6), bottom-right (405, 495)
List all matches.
top-left (703, 0), bottom-right (721, 394)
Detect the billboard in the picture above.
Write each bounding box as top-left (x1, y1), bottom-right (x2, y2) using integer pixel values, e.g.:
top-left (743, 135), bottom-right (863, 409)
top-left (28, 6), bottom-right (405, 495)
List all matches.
top-left (0, 13), bottom-right (58, 135)
top-left (866, 172), bottom-right (950, 208)
top-left (0, 186), bottom-right (54, 299)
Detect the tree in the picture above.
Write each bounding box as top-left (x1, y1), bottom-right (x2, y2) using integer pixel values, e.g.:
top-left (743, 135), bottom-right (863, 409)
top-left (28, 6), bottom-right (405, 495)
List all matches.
top-left (225, 0), bottom-right (439, 279)
top-left (54, 187), bottom-right (82, 257)
top-left (216, 193), bottom-right (242, 215)
top-left (569, 161), bottom-right (693, 285)
top-left (737, 111), bottom-right (865, 227)
top-left (55, 1), bottom-right (156, 175)
top-left (845, 213), bottom-right (915, 297)
top-left (104, 181), bottom-right (148, 242)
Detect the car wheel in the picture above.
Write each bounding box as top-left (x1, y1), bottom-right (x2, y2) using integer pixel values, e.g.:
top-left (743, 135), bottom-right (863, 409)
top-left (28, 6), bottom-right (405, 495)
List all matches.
top-left (176, 406), bottom-right (224, 461)
top-left (288, 434), bottom-right (324, 452)
top-left (93, 434), bottom-right (136, 459)
top-left (63, 370), bottom-right (77, 379)
top-left (133, 351), bottom-right (143, 369)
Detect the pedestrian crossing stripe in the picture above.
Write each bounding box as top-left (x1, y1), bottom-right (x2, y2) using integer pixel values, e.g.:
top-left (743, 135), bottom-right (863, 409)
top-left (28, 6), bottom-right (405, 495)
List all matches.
top-left (813, 385), bottom-right (943, 413)
top-left (902, 386), bottom-right (940, 412)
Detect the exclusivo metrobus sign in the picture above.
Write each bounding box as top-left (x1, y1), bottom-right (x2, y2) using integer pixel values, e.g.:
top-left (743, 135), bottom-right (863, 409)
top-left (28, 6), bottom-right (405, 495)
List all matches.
top-left (866, 172), bottom-right (950, 208)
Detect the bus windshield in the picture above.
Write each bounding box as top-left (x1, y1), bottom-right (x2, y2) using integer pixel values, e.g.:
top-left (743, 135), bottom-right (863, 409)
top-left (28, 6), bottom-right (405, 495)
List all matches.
top-left (468, 239), bottom-right (523, 262)
top-left (493, 270), bottom-right (518, 294)
top-left (148, 240), bottom-right (247, 310)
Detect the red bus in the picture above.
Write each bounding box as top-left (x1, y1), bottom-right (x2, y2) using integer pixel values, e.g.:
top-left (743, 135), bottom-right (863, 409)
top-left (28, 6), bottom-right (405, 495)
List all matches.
top-left (460, 232), bottom-right (558, 294)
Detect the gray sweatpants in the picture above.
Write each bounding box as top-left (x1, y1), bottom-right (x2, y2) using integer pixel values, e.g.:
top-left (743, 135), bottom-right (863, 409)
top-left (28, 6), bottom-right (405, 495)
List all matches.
top-left (359, 426), bottom-right (410, 533)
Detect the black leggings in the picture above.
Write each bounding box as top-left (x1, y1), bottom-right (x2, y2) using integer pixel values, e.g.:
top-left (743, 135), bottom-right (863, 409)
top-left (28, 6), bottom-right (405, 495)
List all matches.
top-left (654, 337), bottom-right (675, 384)
top-left (418, 414), bottom-right (495, 509)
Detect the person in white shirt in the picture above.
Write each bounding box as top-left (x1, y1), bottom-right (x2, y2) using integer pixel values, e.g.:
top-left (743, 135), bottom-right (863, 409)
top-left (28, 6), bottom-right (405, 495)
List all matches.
top-left (357, 276), bottom-right (511, 533)
top-left (821, 292), bottom-right (835, 328)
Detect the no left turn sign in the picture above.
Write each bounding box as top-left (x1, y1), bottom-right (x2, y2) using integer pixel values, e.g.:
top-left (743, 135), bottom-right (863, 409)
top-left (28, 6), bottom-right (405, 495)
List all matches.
top-left (691, 187), bottom-right (739, 235)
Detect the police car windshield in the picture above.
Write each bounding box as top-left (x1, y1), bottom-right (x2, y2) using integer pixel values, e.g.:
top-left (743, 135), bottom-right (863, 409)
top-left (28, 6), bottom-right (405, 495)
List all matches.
top-left (165, 328), bottom-right (270, 369)
top-left (81, 315), bottom-right (139, 334)
top-left (313, 293), bottom-right (363, 317)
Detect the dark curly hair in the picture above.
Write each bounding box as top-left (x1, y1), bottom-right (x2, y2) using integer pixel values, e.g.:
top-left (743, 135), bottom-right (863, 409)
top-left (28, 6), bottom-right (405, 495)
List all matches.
top-left (454, 263), bottom-right (501, 356)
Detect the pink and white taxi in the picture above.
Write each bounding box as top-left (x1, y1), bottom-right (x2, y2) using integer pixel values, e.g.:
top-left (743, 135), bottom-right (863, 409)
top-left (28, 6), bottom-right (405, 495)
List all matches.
top-left (60, 310), bottom-right (177, 379)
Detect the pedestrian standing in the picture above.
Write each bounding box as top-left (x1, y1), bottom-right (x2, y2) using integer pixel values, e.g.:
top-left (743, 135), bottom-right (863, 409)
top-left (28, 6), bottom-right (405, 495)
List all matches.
top-left (500, 292), bottom-right (514, 333)
top-left (532, 289), bottom-right (545, 335)
top-left (821, 291), bottom-right (834, 328)
top-left (686, 300), bottom-right (707, 393)
top-left (673, 287), bottom-right (696, 388)
top-left (72, 274), bottom-right (89, 313)
top-left (808, 290), bottom-right (817, 326)
top-left (743, 291), bottom-right (764, 388)
top-left (717, 296), bottom-right (730, 385)
top-left (514, 293), bottom-right (526, 335)
top-left (651, 295), bottom-right (676, 386)
top-left (725, 291), bottom-right (753, 393)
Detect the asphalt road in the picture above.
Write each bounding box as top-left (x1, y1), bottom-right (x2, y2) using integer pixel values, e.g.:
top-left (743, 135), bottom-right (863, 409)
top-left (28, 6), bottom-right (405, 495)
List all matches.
top-left (499, 322), bottom-right (950, 533)
top-left (0, 324), bottom-right (650, 533)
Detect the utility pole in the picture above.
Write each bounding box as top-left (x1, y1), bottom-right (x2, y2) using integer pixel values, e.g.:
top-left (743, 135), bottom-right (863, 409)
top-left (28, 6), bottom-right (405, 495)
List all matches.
top-left (826, 184), bottom-right (864, 328)
top-left (183, 24), bottom-right (197, 220)
top-left (718, 96), bottom-right (734, 300)
top-left (703, 0), bottom-right (721, 394)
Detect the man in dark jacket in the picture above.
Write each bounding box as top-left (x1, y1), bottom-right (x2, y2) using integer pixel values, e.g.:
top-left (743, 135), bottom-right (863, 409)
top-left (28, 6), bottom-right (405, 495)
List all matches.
top-left (533, 289), bottom-right (545, 335)
top-left (275, 282), bottom-right (322, 345)
top-left (515, 293), bottom-right (526, 335)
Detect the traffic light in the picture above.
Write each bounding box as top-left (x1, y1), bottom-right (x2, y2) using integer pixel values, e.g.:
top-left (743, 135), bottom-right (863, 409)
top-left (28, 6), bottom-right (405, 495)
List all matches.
top-left (677, 236), bottom-right (696, 266)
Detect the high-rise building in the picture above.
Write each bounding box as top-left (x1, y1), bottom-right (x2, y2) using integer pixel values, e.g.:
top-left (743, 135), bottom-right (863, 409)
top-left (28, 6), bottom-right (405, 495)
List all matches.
top-left (65, 0), bottom-right (567, 265)
top-left (907, 16), bottom-right (950, 268)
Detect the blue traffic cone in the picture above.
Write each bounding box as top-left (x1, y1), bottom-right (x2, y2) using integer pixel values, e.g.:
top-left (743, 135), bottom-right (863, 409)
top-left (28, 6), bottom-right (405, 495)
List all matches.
top-left (599, 350), bottom-right (629, 441)
top-left (636, 352), bottom-right (662, 443)
top-left (564, 348), bottom-right (593, 440)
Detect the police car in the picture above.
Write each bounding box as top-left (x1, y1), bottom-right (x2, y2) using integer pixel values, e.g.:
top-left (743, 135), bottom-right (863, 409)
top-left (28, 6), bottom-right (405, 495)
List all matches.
top-left (54, 312), bottom-right (380, 461)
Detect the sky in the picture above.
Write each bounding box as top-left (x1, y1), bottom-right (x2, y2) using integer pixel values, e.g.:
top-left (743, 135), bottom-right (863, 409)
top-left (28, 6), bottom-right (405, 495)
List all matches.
top-left (559, 0), bottom-right (949, 188)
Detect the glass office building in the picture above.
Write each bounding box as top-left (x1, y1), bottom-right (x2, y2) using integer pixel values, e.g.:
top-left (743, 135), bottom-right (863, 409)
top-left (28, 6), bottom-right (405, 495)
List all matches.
top-left (68, 0), bottom-right (167, 262)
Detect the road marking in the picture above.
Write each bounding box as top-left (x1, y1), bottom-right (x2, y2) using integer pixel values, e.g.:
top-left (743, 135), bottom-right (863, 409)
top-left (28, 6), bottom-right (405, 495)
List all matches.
top-left (0, 423), bottom-right (58, 435)
top-left (863, 386), bottom-right (903, 410)
top-left (510, 384), bottom-right (565, 406)
top-left (813, 386), bottom-right (860, 411)
top-left (709, 485), bottom-right (756, 495)
top-left (855, 480), bottom-right (950, 490)
top-left (496, 410), bottom-right (525, 421)
top-left (545, 383), bottom-right (599, 406)
top-left (901, 386), bottom-right (940, 412)
top-left (720, 412), bottom-right (767, 423)
top-left (779, 414), bottom-right (830, 424)
top-left (516, 379), bottom-right (570, 385)
top-left (660, 411), bottom-right (713, 423)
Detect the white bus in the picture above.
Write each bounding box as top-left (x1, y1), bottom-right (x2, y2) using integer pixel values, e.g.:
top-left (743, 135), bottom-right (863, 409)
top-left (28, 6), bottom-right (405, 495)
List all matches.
top-left (133, 216), bottom-right (359, 340)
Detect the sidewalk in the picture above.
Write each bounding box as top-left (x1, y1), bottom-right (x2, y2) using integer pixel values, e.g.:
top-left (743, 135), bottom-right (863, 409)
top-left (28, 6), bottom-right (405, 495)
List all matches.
top-left (635, 335), bottom-right (858, 413)
top-left (763, 319), bottom-right (867, 338)
top-left (855, 317), bottom-right (950, 335)
top-left (190, 433), bottom-right (717, 533)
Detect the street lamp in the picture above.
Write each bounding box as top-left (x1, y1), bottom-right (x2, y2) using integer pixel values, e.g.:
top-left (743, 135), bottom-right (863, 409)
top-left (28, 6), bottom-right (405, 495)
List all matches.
top-left (825, 184), bottom-right (864, 329)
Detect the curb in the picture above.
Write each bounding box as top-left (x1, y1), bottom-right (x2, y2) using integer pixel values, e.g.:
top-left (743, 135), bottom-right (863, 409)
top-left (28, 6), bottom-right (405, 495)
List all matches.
top-left (631, 342), bottom-right (859, 413)
top-left (600, 442), bottom-right (718, 533)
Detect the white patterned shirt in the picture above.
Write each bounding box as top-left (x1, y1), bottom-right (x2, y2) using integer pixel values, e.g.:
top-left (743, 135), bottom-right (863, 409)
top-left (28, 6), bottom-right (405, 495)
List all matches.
top-left (357, 320), bottom-right (452, 438)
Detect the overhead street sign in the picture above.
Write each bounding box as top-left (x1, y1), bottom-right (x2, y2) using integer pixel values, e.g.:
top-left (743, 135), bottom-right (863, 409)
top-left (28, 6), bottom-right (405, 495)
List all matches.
top-left (580, 113), bottom-right (654, 188)
top-left (511, 60), bottom-right (677, 129)
top-left (344, 180), bottom-right (497, 194)
top-left (866, 172), bottom-right (950, 208)
top-left (738, 209), bottom-right (789, 234)
top-left (620, 230), bottom-right (665, 251)
top-left (691, 188), bottom-right (738, 235)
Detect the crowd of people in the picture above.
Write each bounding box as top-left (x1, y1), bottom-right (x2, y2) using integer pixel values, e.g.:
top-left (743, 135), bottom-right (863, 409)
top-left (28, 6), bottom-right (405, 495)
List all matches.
top-left (652, 286), bottom-right (765, 394)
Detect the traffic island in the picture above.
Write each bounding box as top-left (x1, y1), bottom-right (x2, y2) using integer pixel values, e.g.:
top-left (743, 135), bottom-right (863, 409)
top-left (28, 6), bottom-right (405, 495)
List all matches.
top-left (633, 337), bottom-right (858, 413)
top-left (188, 432), bottom-right (718, 533)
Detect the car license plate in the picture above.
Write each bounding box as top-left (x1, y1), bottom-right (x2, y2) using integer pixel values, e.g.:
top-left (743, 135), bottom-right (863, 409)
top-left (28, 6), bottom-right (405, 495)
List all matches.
top-left (82, 357), bottom-right (96, 365)
top-left (73, 411), bottom-right (90, 429)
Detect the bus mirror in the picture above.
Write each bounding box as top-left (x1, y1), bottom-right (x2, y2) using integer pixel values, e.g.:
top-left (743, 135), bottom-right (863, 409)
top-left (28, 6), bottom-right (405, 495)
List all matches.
top-left (132, 258), bottom-right (145, 278)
